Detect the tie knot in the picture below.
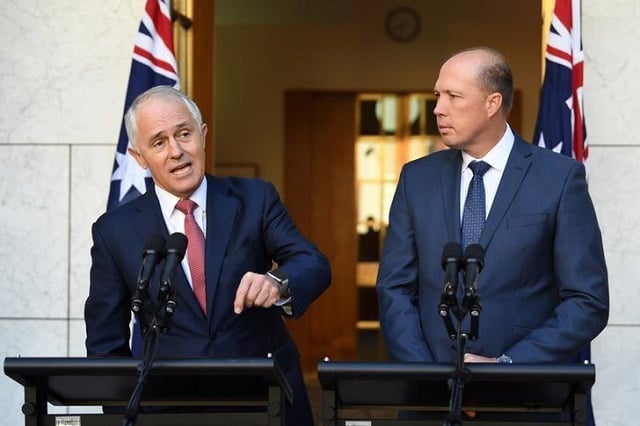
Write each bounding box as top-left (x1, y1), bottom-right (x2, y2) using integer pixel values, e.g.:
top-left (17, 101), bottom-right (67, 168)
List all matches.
top-left (469, 161), bottom-right (490, 177)
top-left (176, 198), bottom-right (197, 215)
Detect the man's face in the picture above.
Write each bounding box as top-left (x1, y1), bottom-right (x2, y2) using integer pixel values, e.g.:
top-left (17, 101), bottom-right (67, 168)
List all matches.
top-left (433, 52), bottom-right (493, 153)
top-left (128, 96), bottom-right (207, 199)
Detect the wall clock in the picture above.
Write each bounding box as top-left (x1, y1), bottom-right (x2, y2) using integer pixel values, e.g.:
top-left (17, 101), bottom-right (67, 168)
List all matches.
top-left (385, 7), bottom-right (421, 43)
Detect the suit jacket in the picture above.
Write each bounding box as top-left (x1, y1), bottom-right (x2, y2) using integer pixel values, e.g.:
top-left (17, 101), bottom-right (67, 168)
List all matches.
top-left (376, 136), bottom-right (609, 363)
top-left (85, 174), bottom-right (331, 423)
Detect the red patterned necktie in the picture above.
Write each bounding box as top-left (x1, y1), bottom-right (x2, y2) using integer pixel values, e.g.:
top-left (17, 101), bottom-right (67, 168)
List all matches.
top-left (175, 199), bottom-right (207, 314)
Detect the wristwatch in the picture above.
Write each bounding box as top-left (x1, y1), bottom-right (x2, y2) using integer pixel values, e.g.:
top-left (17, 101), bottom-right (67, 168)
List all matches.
top-left (266, 269), bottom-right (289, 297)
top-left (267, 269), bottom-right (292, 316)
top-left (496, 354), bottom-right (513, 364)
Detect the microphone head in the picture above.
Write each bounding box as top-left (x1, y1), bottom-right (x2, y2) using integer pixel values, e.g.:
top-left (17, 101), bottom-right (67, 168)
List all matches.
top-left (165, 232), bottom-right (188, 259)
top-left (463, 244), bottom-right (485, 269)
top-left (441, 242), bottom-right (463, 269)
top-left (142, 233), bottom-right (166, 256)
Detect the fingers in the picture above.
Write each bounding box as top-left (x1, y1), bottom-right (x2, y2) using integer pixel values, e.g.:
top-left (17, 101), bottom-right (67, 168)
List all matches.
top-left (464, 353), bottom-right (498, 363)
top-left (464, 353), bottom-right (477, 363)
top-left (233, 272), bottom-right (280, 314)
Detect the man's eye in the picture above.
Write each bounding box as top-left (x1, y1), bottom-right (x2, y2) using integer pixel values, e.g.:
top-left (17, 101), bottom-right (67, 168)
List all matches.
top-left (178, 131), bottom-right (191, 139)
top-left (152, 139), bottom-right (164, 148)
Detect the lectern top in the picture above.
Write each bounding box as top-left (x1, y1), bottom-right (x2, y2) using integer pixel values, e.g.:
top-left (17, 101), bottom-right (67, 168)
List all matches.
top-left (3, 357), bottom-right (293, 406)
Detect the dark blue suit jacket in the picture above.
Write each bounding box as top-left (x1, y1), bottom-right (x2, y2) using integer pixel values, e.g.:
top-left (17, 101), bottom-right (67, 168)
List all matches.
top-left (377, 137), bottom-right (609, 363)
top-left (85, 174), bottom-right (330, 424)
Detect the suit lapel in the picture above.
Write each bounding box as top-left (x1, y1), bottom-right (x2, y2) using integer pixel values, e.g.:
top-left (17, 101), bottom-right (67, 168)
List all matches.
top-left (132, 189), bottom-right (169, 241)
top-left (441, 150), bottom-right (463, 244)
top-left (204, 175), bottom-right (238, 319)
top-left (481, 137), bottom-right (532, 249)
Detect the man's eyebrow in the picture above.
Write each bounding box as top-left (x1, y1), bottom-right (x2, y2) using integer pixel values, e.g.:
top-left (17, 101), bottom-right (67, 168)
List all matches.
top-left (148, 129), bottom-right (165, 142)
top-left (145, 121), bottom-right (192, 143)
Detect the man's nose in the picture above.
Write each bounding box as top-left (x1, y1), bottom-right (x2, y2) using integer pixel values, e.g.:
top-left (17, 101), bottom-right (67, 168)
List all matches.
top-left (168, 138), bottom-right (183, 156)
top-left (433, 98), bottom-right (444, 116)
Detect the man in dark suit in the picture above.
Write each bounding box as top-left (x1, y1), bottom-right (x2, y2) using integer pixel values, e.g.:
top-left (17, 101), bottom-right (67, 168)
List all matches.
top-left (85, 85), bottom-right (330, 425)
top-left (376, 47), bottom-right (609, 366)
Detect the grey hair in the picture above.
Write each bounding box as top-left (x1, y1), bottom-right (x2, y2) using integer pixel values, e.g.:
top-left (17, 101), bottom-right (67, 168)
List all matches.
top-left (124, 85), bottom-right (203, 148)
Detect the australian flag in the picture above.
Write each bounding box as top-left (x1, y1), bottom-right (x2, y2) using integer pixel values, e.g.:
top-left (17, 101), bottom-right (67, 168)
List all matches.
top-left (534, 1), bottom-right (594, 424)
top-left (107, 0), bottom-right (180, 210)
top-left (533, 0), bottom-right (587, 163)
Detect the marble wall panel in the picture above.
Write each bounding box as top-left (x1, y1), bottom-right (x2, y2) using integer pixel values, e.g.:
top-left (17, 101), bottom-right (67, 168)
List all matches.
top-left (0, 319), bottom-right (68, 426)
top-left (583, 1), bottom-right (640, 147)
top-left (0, 0), bottom-right (145, 144)
top-left (584, 0), bottom-right (638, 18)
top-left (591, 325), bottom-right (639, 426)
top-left (0, 145), bottom-right (69, 318)
top-left (69, 144), bottom-right (117, 318)
top-left (588, 146), bottom-right (640, 325)
top-left (69, 318), bottom-right (88, 357)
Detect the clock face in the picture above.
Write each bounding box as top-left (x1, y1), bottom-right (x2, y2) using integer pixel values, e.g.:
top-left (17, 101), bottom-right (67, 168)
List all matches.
top-left (385, 7), bottom-right (421, 43)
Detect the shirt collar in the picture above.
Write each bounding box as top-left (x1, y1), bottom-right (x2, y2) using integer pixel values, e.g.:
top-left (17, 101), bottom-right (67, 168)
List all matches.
top-left (155, 177), bottom-right (208, 220)
top-left (461, 125), bottom-right (514, 173)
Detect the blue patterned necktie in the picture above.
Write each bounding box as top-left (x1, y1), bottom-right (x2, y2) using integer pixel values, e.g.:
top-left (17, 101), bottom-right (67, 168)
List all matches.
top-left (461, 161), bottom-right (490, 250)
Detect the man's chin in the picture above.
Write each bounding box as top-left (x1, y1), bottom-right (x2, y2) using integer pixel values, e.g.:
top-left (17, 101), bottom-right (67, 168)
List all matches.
top-left (165, 179), bottom-right (202, 199)
top-left (441, 139), bottom-right (460, 150)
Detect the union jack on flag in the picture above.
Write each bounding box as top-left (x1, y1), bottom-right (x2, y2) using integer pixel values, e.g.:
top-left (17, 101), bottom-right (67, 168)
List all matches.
top-left (533, 0), bottom-right (587, 164)
top-left (107, 0), bottom-right (179, 210)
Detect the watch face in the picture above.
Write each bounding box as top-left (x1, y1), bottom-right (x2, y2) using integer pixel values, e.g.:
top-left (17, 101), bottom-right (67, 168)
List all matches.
top-left (268, 269), bottom-right (288, 283)
top-left (268, 269), bottom-right (289, 295)
top-left (385, 7), bottom-right (421, 42)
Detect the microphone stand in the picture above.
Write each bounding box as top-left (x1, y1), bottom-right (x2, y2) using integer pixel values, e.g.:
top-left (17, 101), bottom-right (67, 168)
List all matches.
top-left (123, 277), bottom-right (178, 426)
top-left (439, 283), bottom-right (481, 426)
top-left (445, 322), bottom-right (468, 426)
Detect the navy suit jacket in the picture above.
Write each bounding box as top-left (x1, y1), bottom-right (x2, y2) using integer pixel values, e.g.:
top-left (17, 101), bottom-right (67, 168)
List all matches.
top-left (85, 174), bottom-right (330, 423)
top-left (377, 136), bottom-right (609, 363)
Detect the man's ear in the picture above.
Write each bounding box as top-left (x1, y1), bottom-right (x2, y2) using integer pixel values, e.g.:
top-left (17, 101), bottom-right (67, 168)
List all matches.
top-left (128, 146), bottom-right (148, 169)
top-left (200, 122), bottom-right (208, 146)
top-left (486, 92), bottom-right (503, 118)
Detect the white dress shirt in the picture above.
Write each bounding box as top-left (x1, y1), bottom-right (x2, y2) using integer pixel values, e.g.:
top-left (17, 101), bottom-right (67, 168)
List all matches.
top-left (459, 125), bottom-right (515, 222)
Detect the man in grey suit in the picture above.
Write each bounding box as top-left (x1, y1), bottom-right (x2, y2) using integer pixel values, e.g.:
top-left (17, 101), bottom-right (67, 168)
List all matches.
top-left (85, 86), bottom-right (330, 425)
top-left (376, 47), bottom-right (608, 366)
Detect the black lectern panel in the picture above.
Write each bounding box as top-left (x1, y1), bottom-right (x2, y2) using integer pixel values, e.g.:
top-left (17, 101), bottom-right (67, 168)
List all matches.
top-left (4, 357), bottom-right (292, 426)
top-left (318, 361), bottom-right (594, 425)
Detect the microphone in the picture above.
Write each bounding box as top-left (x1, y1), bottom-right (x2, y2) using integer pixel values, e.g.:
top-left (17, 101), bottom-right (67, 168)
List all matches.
top-left (438, 242), bottom-right (463, 339)
top-left (441, 242), bottom-right (463, 296)
top-left (462, 244), bottom-right (484, 320)
top-left (463, 244), bottom-right (484, 297)
top-left (157, 232), bottom-right (188, 305)
top-left (131, 233), bottom-right (166, 313)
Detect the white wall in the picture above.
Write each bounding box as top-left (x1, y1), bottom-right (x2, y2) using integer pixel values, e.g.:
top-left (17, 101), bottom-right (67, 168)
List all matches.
top-left (582, 0), bottom-right (640, 422)
top-left (0, 1), bottom-right (637, 425)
